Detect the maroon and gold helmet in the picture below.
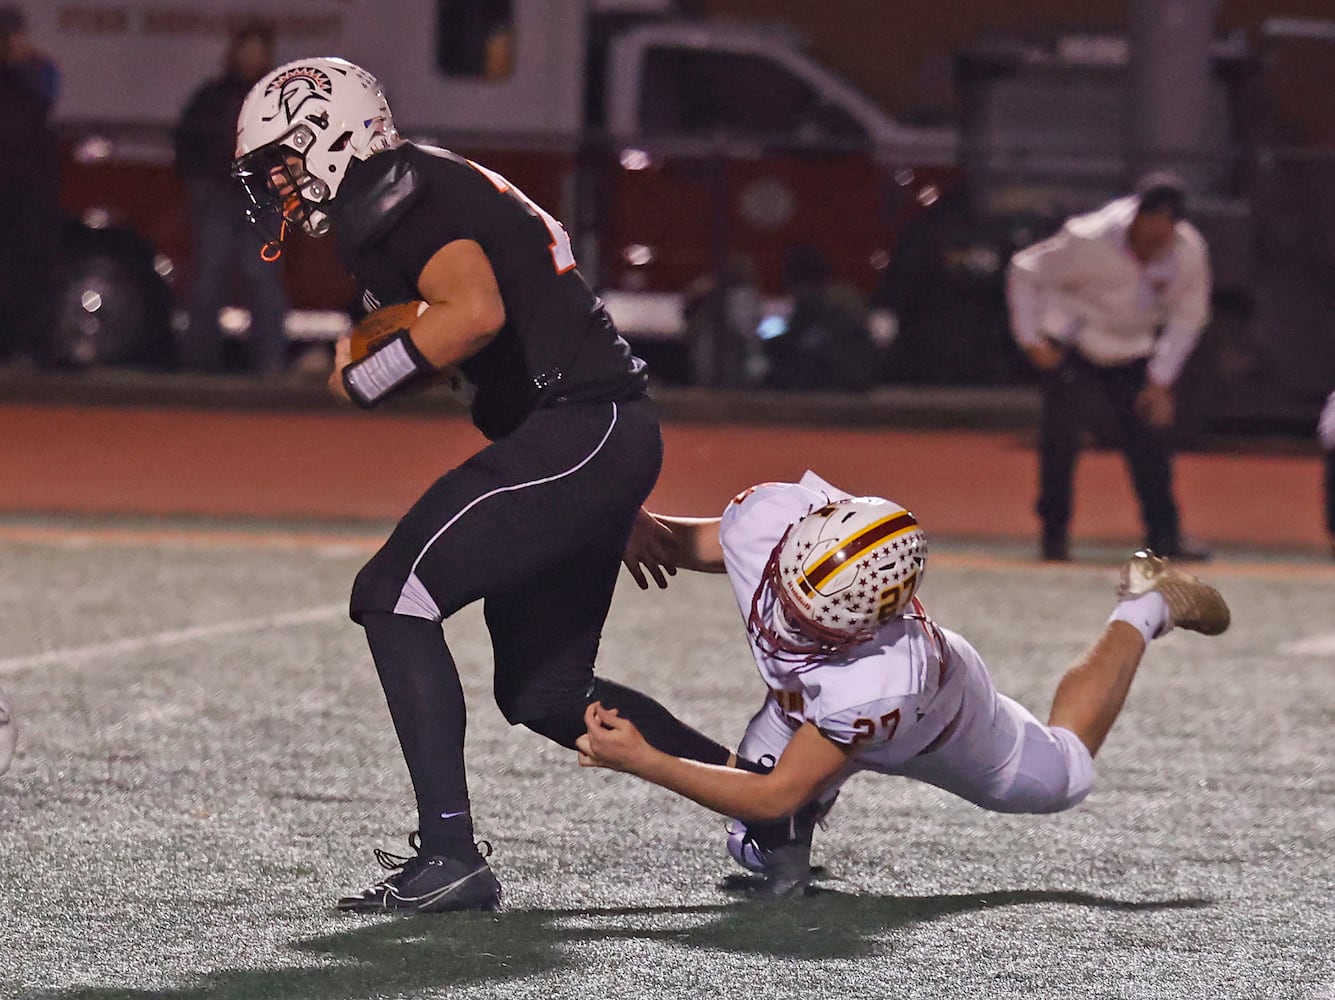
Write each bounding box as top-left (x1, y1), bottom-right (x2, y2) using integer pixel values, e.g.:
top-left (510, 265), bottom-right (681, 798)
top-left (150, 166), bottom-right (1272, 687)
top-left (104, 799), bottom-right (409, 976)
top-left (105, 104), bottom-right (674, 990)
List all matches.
top-left (749, 498), bottom-right (927, 661)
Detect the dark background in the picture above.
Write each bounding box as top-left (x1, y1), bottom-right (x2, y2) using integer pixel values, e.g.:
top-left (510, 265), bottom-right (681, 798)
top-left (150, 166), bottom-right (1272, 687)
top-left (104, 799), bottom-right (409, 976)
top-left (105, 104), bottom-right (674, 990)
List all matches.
top-left (692, 0), bottom-right (1335, 144)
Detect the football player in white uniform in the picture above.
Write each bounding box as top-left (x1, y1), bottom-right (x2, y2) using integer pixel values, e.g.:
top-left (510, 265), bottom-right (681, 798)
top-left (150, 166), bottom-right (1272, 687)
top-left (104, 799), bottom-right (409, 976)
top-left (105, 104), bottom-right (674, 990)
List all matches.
top-left (580, 472), bottom-right (1231, 895)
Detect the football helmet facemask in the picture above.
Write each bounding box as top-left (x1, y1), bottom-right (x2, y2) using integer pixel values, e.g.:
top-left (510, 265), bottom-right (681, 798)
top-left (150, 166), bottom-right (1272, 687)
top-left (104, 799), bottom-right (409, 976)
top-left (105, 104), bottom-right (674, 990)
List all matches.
top-left (749, 497), bottom-right (928, 662)
top-left (232, 57), bottom-right (397, 257)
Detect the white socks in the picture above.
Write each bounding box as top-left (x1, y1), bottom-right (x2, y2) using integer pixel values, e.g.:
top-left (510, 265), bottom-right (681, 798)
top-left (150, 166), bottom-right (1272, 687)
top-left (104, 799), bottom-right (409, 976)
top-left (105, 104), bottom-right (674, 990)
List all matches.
top-left (1109, 591), bottom-right (1171, 644)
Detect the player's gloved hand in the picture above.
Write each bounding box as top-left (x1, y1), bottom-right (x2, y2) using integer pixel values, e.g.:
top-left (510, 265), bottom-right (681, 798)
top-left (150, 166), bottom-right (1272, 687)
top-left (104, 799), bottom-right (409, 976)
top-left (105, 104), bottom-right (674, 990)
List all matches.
top-left (1135, 383), bottom-right (1175, 429)
top-left (576, 702), bottom-right (652, 773)
top-left (621, 507), bottom-right (680, 590)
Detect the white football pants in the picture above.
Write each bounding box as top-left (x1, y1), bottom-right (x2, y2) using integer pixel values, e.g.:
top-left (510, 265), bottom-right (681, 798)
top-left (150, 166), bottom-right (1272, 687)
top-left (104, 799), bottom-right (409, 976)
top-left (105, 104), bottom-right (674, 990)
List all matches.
top-left (729, 636), bottom-right (1095, 869)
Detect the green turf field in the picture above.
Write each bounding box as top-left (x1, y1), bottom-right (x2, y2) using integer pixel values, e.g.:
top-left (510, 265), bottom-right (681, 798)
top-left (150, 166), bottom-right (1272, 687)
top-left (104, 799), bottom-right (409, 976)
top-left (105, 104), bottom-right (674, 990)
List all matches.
top-left (0, 522), bottom-right (1331, 1000)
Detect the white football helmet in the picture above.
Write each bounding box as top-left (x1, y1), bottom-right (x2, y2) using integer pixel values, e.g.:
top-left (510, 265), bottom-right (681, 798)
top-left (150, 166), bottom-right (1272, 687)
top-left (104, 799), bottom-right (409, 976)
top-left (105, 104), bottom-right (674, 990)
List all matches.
top-left (232, 57), bottom-right (397, 254)
top-left (749, 497), bottom-right (928, 661)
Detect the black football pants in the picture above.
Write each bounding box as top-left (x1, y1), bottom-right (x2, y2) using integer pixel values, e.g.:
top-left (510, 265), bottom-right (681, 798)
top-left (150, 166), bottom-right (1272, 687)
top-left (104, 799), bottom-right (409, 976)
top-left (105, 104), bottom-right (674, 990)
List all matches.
top-left (351, 396), bottom-right (661, 723)
top-left (349, 395), bottom-right (736, 851)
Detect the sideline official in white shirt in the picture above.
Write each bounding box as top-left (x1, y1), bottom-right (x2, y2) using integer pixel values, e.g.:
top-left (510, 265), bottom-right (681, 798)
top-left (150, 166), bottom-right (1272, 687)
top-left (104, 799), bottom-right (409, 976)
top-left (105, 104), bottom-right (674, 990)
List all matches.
top-left (1007, 173), bottom-right (1211, 562)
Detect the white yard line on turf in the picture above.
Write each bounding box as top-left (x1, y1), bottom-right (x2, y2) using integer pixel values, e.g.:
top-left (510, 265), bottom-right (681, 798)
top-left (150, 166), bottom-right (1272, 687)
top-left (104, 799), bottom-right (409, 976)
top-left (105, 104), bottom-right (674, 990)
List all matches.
top-left (1278, 633), bottom-right (1335, 657)
top-left (4, 524), bottom-right (1335, 581)
top-left (0, 523), bottom-right (381, 555)
top-left (0, 604), bottom-right (348, 675)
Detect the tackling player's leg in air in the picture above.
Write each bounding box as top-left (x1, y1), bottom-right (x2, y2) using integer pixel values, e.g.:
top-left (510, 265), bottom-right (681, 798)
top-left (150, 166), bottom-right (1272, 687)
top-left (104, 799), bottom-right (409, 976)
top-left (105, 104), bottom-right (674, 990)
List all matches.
top-left (584, 472), bottom-right (1230, 896)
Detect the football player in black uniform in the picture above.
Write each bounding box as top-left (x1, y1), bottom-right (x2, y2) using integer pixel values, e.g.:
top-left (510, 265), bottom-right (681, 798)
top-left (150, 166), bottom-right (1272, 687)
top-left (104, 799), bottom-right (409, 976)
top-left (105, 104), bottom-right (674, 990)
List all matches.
top-left (234, 58), bottom-right (746, 913)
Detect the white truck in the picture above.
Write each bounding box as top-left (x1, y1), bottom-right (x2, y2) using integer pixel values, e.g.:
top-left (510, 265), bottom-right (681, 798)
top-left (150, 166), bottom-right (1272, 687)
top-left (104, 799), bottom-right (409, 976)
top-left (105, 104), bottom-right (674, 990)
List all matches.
top-left (40, 0), bottom-right (957, 339)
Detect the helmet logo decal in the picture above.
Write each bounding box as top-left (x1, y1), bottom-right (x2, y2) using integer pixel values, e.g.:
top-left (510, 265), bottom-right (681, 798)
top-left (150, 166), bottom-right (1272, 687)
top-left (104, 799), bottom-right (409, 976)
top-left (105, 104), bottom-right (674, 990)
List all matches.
top-left (261, 66), bottom-right (334, 126)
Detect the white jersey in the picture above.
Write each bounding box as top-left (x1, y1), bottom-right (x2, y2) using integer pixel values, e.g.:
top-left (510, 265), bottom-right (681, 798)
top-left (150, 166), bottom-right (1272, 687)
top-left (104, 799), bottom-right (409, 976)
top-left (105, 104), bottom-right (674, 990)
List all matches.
top-left (1319, 390), bottom-right (1335, 452)
top-left (719, 472), bottom-right (966, 768)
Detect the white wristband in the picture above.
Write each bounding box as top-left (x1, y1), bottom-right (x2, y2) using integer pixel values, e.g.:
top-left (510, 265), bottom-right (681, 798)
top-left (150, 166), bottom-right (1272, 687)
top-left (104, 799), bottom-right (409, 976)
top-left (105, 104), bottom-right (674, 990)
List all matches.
top-left (343, 331), bottom-right (433, 408)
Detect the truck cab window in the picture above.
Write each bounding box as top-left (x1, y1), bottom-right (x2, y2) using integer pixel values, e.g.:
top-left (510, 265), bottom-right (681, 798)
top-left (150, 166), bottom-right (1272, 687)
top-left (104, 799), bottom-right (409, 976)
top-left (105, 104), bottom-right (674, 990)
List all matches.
top-left (641, 47), bottom-right (866, 145)
top-left (436, 0), bottom-right (514, 80)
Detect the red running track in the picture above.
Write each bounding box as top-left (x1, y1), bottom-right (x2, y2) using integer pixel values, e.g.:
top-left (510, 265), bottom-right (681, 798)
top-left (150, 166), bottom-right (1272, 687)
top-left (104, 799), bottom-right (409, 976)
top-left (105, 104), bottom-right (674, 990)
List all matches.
top-left (0, 404), bottom-right (1323, 552)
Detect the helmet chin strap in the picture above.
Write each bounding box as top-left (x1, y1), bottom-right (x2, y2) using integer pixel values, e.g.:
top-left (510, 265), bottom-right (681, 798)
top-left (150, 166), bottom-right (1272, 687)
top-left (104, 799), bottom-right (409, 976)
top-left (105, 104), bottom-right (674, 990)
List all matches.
top-left (260, 218), bottom-right (287, 262)
top-left (259, 192), bottom-right (307, 262)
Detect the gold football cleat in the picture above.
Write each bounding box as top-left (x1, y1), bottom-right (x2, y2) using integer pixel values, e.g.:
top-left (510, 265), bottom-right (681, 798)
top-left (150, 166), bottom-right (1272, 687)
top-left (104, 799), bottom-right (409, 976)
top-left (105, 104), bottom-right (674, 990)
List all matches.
top-left (1117, 549), bottom-right (1231, 636)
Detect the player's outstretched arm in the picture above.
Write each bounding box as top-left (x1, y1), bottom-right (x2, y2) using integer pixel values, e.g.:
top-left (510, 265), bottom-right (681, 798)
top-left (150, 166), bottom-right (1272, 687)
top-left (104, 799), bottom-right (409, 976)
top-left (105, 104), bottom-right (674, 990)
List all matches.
top-left (577, 703), bottom-right (849, 822)
top-left (622, 509), bottom-right (725, 589)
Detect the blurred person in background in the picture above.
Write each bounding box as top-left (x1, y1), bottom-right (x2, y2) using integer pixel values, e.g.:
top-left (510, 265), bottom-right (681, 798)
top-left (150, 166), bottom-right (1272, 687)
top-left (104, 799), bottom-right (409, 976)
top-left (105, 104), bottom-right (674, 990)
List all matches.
top-left (1007, 174), bottom-right (1211, 563)
top-left (174, 20), bottom-right (290, 375)
top-left (766, 244), bottom-right (877, 392)
top-left (1321, 389), bottom-right (1335, 560)
top-left (682, 254), bottom-right (766, 388)
top-left (0, 4), bottom-right (60, 365)
top-left (871, 183), bottom-right (1023, 387)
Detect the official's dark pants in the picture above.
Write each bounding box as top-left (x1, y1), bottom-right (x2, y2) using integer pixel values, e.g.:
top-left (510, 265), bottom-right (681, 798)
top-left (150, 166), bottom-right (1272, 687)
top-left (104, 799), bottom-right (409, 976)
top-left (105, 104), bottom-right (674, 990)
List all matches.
top-left (0, 175), bottom-right (59, 362)
top-left (1325, 448), bottom-right (1335, 541)
top-left (1037, 354), bottom-right (1181, 553)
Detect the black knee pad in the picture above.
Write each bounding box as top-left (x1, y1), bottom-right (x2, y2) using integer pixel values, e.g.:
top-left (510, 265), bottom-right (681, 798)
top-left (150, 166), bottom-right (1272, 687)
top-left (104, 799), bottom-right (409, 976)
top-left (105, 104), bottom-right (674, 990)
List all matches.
top-left (350, 547), bottom-right (444, 625)
top-left (349, 553), bottom-right (392, 624)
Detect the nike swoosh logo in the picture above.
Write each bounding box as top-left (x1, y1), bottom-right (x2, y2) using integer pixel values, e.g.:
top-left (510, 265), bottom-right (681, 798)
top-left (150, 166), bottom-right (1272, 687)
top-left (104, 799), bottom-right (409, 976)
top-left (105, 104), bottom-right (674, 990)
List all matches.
top-left (388, 866), bottom-right (489, 908)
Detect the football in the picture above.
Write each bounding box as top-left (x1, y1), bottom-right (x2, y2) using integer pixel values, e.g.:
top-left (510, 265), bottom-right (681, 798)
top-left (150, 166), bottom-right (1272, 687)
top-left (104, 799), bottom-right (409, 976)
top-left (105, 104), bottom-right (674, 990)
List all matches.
top-left (0, 682), bottom-right (16, 776)
top-left (347, 300), bottom-right (463, 392)
top-left (349, 300), bottom-right (430, 362)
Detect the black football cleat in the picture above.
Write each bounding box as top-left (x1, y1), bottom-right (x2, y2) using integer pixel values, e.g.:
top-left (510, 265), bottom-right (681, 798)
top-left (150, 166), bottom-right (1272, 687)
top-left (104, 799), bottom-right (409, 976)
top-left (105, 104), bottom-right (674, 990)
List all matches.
top-left (740, 797), bottom-right (830, 898)
top-left (336, 833), bottom-right (502, 914)
top-left (758, 839), bottom-right (815, 898)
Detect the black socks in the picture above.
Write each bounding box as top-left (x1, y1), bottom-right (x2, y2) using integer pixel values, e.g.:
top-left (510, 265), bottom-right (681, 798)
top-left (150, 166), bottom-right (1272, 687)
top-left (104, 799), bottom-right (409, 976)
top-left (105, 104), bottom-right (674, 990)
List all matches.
top-left (361, 612), bottom-right (476, 857)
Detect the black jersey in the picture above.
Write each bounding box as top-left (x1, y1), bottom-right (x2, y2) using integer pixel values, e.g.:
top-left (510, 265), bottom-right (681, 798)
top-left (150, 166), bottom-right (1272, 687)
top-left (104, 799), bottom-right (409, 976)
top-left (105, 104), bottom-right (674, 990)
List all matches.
top-left (331, 142), bottom-right (647, 439)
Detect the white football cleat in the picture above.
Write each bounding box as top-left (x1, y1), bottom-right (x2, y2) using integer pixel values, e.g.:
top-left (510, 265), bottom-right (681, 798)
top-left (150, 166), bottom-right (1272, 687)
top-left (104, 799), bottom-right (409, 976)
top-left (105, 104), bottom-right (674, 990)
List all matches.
top-left (0, 683), bottom-right (16, 776)
top-left (1117, 549), bottom-right (1230, 636)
